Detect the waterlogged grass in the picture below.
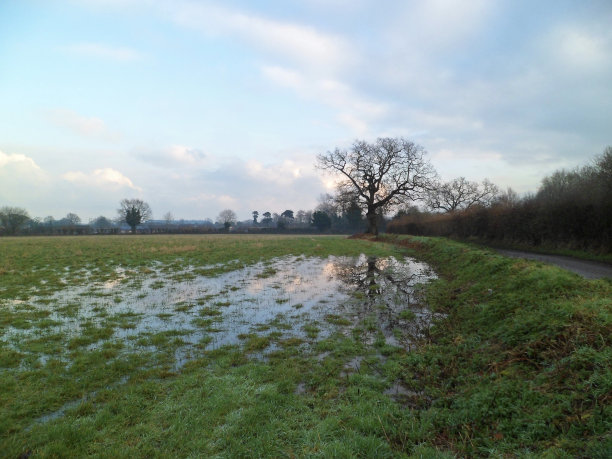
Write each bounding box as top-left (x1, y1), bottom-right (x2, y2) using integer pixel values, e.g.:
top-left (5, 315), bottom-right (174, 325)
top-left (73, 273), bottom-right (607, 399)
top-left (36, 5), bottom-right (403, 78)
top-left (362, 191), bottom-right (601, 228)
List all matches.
top-left (2, 234), bottom-right (609, 457)
top-left (1, 234), bottom-right (426, 456)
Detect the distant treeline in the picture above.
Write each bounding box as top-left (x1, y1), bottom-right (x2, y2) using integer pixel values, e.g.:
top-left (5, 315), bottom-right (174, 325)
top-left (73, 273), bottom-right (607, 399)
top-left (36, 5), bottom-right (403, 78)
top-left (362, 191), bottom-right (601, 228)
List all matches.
top-left (388, 148), bottom-right (612, 253)
top-left (0, 207), bottom-right (365, 237)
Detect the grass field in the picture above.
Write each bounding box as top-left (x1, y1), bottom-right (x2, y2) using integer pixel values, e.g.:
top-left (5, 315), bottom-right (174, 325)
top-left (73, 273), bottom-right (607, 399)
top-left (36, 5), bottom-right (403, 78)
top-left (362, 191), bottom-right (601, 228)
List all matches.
top-left (1, 234), bottom-right (610, 457)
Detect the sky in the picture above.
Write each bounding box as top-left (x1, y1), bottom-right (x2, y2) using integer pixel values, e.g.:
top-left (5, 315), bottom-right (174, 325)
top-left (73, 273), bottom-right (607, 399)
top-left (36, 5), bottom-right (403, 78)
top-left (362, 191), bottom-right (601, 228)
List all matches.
top-left (1, 0), bottom-right (611, 222)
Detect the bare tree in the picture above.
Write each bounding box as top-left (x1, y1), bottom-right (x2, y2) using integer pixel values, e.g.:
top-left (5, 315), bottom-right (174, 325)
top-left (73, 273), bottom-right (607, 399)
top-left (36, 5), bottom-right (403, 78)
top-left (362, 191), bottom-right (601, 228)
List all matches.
top-left (495, 187), bottom-right (520, 207)
top-left (317, 137), bottom-right (436, 235)
top-left (217, 209), bottom-right (237, 231)
top-left (316, 193), bottom-right (339, 219)
top-left (64, 213), bottom-right (81, 225)
top-left (295, 210), bottom-right (306, 224)
top-left (163, 211), bottom-right (174, 225)
top-left (427, 177), bottom-right (499, 212)
top-left (90, 216), bottom-right (114, 233)
top-left (118, 199), bottom-right (152, 233)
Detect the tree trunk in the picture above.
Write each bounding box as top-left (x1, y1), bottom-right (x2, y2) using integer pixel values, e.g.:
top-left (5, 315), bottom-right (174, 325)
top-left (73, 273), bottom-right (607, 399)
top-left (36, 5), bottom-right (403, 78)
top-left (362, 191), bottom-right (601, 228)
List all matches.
top-left (366, 208), bottom-right (378, 235)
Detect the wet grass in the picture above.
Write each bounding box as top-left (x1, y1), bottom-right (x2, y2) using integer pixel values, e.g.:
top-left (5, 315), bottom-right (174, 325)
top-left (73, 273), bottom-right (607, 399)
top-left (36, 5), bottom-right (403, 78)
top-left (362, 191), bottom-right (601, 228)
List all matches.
top-left (376, 234), bottom-right (612, 457)
top-left (2, 234), bottom-right (419, 456)
top-left (2, 233), bottom-right (608, 456)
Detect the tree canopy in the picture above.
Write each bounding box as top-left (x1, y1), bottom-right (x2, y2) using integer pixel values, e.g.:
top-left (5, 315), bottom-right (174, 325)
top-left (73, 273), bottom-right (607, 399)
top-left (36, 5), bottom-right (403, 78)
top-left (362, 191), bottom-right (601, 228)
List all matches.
top-left (311, 211), bottom-right (331, 232)
top-left (0, 207), bottom-right (30, 235)
top-left (118, 199), bottom-right (152, 233)
top-left (217, 209), bottom-right (237, 230)
top-left (317, 137), bottom-right (436, 235)
top-left (427, 177), bottom-right (499, 213)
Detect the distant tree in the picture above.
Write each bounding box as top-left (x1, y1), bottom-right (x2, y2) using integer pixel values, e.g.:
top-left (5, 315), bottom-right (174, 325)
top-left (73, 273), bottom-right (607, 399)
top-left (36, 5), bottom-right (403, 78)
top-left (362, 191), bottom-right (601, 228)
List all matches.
top-left (252, 210), bottom-right (259, 224)
top-left (44, 216), bottom-right (55, 226)
top-left (118, 199), bottom-right (152, 233)
top-left (303, 210), bottom-right (313, 226)
top-left (345, 200), bottom-right (363, 230)
top-left (277, 210), bottom-right (294, 229)
top-left (393, 205), bottom-right (422, 220)
top-left (595, 146), bottom-right (612, 185)
top-left (163, 211), bottom-right (174, 226)
top-left (427, 177), bottom-right (499, 212)
top-left (296, 210), bottom-right (307, 224)
top-left (261, 211), bottom-right (272, 226)
top-left (217, 209), bottom-right (237, 231)
top-left (316, 193), bottom-right (339, 219)
top-left (312, 211), bottom-right (332, 232)
top-left (90, 216), bottom-right (114, 232)
top-left (495, 187), bottom-right (520, 207)
top-left (64, 213), bottom-right (81, 225)
top-left (91, 215), bottom-right (113, 226)
top-left (0, 207), bottom-right (30, 235)
top-left (317, 137), bottom-right (436, 235)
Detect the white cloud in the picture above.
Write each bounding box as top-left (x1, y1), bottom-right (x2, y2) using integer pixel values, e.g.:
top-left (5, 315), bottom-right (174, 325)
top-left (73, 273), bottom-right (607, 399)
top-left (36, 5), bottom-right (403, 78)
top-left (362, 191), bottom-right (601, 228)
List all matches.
top-left (409, 0), bottom-right (494, 50)
top-left (262, 65), bottom-right (388, 135)
top-left (169, 1), bottom-right (353, 72)
top-left (66, 42), bottom-right (144, 62)
top-left (165, 1), bottom-right (382, 134)
top-left (551, 26), bottom-right (612, 72)
top-left (185, 192), bottom-right (237, 207)
top-left (0, 150), bottom-right (44, 171)
top-left (169, 145), bottom-right (207, 165)
top-left (245, 158), bottom-right (308, 186)
top-left (62, 168), bottom-right (140, 190)
top-left (0, 150), bottom-right (49, 204)
top-left (46, 109), bottom-right (120, 141)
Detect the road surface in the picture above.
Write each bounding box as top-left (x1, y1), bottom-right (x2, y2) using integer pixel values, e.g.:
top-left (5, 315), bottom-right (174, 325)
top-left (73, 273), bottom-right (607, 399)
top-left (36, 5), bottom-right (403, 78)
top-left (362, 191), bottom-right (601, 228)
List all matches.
top-left (496, 249), bottom-right (612, 279)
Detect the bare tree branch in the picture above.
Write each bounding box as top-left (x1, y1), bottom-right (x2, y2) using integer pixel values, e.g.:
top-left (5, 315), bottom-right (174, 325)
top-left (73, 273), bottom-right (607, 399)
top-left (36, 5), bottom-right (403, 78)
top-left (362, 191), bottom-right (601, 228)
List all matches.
top-left (316, 137), bottom-right (437, 235)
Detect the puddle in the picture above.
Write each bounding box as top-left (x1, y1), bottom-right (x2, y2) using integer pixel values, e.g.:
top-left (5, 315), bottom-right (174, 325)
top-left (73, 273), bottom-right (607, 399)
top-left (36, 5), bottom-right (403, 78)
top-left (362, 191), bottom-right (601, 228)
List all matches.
top-left (384, 381), bottom-right (432, 408)
top-left (294, 382), bottom-right (307, 395)
top-left (2, 254), bottom-right (438, 367)
top-left (340, 356), bottom-right (365, 377)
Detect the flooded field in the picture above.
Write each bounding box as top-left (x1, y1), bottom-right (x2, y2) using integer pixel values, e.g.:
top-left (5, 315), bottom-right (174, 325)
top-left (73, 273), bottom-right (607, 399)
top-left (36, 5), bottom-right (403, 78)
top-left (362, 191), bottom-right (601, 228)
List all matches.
top-left (2, 235), bottom-right (606, 456)
top-left (1, 235), bottom-right (455, 456)
top-left (2, 254), bottom-right (437, 369)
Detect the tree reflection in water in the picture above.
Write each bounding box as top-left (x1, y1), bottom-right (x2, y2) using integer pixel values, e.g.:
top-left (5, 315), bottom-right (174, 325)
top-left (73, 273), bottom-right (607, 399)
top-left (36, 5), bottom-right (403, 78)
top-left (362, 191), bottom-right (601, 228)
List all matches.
top-left (326, 254), bottom-right (438, 349)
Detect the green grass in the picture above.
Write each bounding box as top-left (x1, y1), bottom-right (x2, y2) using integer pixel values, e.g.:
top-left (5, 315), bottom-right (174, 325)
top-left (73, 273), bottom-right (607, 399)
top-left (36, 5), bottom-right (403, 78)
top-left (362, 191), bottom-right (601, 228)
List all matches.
top-left (1, 234), bottom-right (610, 457)
top-left (377, 234), bottom-right (612, 456)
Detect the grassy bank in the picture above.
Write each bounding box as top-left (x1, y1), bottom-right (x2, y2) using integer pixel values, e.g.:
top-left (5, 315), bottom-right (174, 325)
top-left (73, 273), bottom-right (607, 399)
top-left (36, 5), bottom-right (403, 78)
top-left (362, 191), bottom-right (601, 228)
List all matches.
top-left (376, 234), bottom-right (612, 456)
top-left (1, 234), bottom-right (610, 457)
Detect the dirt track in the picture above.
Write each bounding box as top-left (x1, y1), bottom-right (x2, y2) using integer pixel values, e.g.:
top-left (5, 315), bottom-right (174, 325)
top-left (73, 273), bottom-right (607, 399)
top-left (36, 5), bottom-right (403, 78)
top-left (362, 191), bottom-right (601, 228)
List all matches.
top-left (496, 249), bottom-right (612, 279)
